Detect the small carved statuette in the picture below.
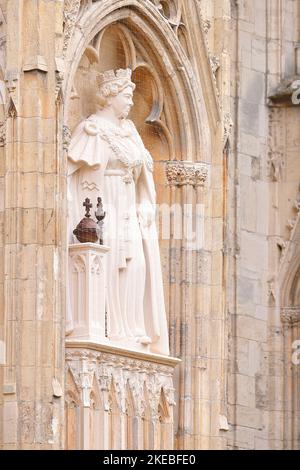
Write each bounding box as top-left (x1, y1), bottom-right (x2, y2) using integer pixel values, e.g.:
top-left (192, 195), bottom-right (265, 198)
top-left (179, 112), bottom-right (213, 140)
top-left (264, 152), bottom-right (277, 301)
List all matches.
top-left (73, 198), bottom-right (99, 243)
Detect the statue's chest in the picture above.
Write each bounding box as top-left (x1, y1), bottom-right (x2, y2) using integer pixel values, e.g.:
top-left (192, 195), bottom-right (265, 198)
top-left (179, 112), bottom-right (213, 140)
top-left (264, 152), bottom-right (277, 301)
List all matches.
top-left (101, 130), bottom-right (144, 172)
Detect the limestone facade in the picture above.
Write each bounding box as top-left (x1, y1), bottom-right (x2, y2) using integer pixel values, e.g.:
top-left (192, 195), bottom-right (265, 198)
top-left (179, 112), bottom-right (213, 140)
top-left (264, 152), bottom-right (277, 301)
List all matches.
top-left (0, 0), bottom-right (299, 450)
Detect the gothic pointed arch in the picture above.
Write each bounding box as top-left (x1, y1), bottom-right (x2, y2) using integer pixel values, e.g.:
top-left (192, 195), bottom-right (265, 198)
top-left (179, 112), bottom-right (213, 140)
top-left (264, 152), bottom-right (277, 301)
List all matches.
top-left (63, 0), bottom-right (220, 166)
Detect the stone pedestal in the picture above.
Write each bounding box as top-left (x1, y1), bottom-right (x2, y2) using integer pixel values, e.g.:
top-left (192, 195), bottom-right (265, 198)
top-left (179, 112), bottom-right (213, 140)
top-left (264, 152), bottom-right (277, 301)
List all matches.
top-left (68, 243), bottom-right (110, 343)
top-left (65, 342), bottom-right (180, 450)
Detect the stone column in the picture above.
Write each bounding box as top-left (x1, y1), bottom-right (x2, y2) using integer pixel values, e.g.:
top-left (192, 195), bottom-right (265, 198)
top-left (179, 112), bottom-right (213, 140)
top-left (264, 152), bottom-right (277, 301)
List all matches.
top-left (2, 0), bottom-right (65, 449)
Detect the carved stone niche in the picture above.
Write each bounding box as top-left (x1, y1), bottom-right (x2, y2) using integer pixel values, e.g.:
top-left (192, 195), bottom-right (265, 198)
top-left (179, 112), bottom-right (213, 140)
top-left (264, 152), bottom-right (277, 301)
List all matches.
top-left (65, 343), bottom-right (180, 450)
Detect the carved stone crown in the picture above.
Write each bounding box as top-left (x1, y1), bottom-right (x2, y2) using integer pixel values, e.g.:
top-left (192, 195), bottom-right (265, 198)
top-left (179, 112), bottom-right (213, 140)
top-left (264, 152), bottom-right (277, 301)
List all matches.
top-left (96, 68), bottom-right (133, 89)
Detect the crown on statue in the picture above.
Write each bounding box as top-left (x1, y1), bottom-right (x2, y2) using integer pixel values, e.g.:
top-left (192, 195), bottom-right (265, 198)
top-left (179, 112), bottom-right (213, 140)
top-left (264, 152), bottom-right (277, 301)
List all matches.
top-left (96, 68), bottom-right (133, 89)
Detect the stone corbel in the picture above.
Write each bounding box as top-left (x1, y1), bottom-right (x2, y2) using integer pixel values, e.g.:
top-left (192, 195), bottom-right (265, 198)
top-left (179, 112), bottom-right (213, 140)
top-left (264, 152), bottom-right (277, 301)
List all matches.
top-left (55, 57), bottom-right (65, 103)
top-left (5, 71), bottom-right (19, 117)
top-left (166, 160), bottom-right (209, 187)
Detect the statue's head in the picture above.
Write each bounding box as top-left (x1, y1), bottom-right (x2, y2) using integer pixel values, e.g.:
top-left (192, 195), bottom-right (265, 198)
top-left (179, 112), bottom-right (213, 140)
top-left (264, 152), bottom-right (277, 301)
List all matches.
top-left (95, 68), bottom-right (136, 119)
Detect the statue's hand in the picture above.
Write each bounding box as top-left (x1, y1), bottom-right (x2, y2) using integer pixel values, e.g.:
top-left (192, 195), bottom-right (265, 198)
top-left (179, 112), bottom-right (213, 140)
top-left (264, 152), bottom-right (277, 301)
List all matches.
top-left (137, 203), bottom-right (155, 228)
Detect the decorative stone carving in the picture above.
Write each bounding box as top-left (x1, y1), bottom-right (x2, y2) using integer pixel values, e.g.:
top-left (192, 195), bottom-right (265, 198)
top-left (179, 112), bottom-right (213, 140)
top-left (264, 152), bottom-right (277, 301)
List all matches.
top-left (293, 199), bottom-right (300, 212)
top-left (4, 70), bottom-right (18, 94)
top-left (281, 307), bottom-right (300, 325)
top-left (63, 0), bottom-right (81, 55)
top-left (223, 112), bottom-right (233, 143)
top-left (201, 18), bottom-right (211, 35)
top-left (149, 0), bottom-right (183, 31)
top-left (275, 237), bottom-right (287, 262)
top-left (268, 151), bottom-right (284, 182)
top-left (55, 71), bottom-right (64, 102)
top-left (166, 160), bottom-right (209, 187)
top-left (65, 343), bottom-right (179, 448)
top-left (4, 71), bottom-right (18, 115)
top-left (65, 346), bottom-right (179, 450)
top-left (210, 55), bottom-right (220, 76)
top-left (0, 120), bottom-right (5, 147)
top-left (267, 277), bottom-right (276, 301)
top-left (63, 124), bottom-right (71, 151)
top-left (287, 219), bottom-right (297, 231)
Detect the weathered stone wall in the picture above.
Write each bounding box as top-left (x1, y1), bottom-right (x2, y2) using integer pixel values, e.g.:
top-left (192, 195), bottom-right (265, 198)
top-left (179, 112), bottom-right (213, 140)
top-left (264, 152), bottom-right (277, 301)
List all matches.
top-left (226, 0), bottom-right (300, 450)
top-left (0, 0), bottom-right (66, 449)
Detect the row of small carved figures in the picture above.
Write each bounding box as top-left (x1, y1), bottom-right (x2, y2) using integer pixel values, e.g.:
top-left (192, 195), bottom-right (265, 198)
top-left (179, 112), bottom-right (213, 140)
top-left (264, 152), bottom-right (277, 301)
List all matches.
top-left (73, 197), bottom-right (106, 244)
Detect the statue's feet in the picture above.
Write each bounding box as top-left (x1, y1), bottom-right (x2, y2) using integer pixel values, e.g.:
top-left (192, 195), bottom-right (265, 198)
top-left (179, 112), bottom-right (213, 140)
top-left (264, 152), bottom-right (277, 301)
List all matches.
top-left (135, 335), bottom-right (151, 345)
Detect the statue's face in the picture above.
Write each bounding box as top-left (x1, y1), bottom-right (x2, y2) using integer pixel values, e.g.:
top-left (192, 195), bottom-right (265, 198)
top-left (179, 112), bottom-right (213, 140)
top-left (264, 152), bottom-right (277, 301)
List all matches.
top-left (109, 85), bottom-right (134, 119)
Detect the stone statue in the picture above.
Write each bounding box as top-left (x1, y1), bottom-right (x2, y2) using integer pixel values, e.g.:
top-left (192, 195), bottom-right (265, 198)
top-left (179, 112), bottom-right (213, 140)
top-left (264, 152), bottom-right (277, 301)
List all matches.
top-left (67, 68), bottom-right (169, 356)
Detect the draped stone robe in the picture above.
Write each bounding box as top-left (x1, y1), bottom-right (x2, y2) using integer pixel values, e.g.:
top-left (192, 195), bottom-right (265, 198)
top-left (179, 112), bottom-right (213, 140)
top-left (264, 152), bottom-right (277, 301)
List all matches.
top-left (67, 114), bottom-right (169, 356)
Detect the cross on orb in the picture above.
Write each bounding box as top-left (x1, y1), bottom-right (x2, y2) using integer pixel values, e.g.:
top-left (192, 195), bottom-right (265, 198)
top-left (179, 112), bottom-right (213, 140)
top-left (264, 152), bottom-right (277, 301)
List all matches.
top-left (83, 198), bottom-right (92, 218)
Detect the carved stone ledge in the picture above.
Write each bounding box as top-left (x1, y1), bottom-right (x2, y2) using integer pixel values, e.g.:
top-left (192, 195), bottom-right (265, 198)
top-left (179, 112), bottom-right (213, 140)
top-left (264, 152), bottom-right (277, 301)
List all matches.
top-left (166, 160), bottom-right (209, 187)
top-left (281, 307), bottom-right (300, 325)
top-left (65, 342), bottom-right (179, 449)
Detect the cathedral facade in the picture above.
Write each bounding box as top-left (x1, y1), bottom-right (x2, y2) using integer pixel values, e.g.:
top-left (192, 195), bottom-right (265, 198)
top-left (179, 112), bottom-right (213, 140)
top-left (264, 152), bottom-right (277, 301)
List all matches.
top-left (0, 0), bottom-right (299, 450)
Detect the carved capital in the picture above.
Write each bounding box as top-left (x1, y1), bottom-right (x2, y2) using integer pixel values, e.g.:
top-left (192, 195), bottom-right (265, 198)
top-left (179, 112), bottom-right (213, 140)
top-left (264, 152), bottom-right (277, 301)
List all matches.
top-left (281, 307), bottom-right (300, 326)
top-left (166, 161), bottom-right (209, 187)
